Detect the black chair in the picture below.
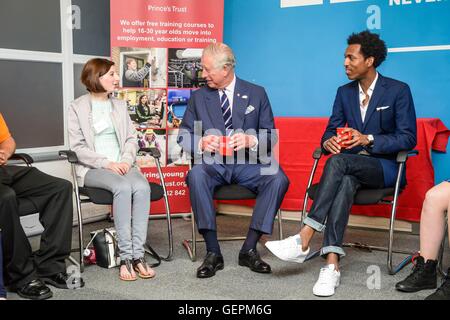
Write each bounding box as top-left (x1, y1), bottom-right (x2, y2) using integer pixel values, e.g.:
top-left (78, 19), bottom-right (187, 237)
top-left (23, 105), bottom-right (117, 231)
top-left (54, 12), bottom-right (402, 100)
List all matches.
top-left (182, 164), bottom-right (284, 261)
top-left (59, 148), bottom-right (173, 272)
top-left (9, 153), bottom-right (80, 266)
top-left (301, 147), bottom-right (418, 275)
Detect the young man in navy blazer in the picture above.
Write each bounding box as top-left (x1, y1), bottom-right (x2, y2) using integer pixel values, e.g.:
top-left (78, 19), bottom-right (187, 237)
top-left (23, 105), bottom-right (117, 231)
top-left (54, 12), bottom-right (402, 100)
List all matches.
top-left (178, 43), bottom-right (290, 278)
top-left (266, 31), bottom-right (417, 297)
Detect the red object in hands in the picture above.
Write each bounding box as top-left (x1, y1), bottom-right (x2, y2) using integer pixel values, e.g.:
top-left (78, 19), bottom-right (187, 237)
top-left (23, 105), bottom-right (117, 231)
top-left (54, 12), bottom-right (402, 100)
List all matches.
top-left (337, 127), bottom-right (352, 148)
top-left (219, 136), bottom-right (233, 156)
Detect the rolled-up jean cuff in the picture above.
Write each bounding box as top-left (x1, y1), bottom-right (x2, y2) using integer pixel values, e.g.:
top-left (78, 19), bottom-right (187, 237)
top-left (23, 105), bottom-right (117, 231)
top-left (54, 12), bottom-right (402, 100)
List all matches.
top-left (303, 217), bottom-right (325, 232)
top-left (320, 246), bottom-right (346, 258)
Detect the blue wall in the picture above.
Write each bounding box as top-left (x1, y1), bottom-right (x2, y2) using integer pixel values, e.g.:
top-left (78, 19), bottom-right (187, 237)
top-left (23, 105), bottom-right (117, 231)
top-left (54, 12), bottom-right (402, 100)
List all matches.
top-left (224, 0), bottom-right (450, 182)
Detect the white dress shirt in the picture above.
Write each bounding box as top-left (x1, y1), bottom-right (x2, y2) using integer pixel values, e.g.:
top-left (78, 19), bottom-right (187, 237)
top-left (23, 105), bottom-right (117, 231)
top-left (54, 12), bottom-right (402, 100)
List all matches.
top-left (358, 72), bottom-right (378, 123)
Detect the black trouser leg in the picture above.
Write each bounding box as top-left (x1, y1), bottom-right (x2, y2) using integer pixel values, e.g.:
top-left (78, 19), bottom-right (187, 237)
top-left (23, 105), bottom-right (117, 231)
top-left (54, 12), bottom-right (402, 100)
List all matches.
top-left (0, 183), bottom-right (36, 288)
top-left (3, 166), bottom-right (73, 281)
top-left (0, 232), bottom-right (6, 297)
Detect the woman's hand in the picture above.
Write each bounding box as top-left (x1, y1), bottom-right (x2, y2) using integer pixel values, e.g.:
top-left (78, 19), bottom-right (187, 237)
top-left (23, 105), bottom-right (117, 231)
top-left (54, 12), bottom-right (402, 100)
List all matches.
top-left (107, 162), bottom-right (131, 175)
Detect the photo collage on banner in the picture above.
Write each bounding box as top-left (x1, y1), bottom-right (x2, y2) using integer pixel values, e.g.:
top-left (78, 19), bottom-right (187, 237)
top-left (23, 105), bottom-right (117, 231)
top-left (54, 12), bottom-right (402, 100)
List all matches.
top-left (110, 0), bottom-right (224, 214)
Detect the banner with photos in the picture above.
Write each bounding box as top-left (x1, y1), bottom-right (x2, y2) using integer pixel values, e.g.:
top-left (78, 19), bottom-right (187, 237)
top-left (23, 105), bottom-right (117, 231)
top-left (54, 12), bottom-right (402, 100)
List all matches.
top-left (110, 0), bottom-right (224, 214)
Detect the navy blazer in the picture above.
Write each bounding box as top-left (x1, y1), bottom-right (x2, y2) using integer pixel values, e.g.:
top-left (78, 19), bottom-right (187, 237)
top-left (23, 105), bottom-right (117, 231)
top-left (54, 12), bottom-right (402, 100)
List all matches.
top-left (321, 74), bottom-right (417, 187)
top-left (177, 77), bottom-right (276, 163)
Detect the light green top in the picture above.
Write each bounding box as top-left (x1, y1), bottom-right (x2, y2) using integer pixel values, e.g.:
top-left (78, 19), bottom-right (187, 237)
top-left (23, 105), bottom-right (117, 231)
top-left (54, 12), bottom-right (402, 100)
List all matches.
top-left (91, 99), bottom-right (120, 162)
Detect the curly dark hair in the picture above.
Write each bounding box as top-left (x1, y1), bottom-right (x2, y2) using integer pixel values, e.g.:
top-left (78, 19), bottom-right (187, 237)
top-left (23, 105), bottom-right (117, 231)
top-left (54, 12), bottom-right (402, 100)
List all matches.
top-left (347, 30), bottom-right (387, 68)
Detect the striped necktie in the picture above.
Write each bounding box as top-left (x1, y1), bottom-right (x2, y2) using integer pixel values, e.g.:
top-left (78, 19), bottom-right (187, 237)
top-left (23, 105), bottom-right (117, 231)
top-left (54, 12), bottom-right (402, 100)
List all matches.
top-left (220, 89), bottom-right (233, 132)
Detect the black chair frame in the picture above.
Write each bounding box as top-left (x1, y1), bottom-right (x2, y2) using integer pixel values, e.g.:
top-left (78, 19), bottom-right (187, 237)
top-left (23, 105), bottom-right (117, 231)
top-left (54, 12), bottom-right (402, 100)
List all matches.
top-left (59, 148), bottom-right (173, 273)
top-left (301, 147), bottom-right (418, 275)
top-left (9, 153), bottom-right (80, 267)
top-left (182, 162), bottom-right (284, 262)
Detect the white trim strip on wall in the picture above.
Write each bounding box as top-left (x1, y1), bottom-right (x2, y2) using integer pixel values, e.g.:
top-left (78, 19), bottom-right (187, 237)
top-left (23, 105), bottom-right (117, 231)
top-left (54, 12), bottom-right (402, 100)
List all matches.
top-left (17, 145), bottom-right (67, 155)
top-left (330, 0), bottom-right (363, 4)
top-left (73, 54), bottom-right (111, 64)
top-left (0, 48), bottom-right (63, 63)
top-left (389, 44), bottom-right (450, 53)
top-left (280, 0), bottom-right (323, 8)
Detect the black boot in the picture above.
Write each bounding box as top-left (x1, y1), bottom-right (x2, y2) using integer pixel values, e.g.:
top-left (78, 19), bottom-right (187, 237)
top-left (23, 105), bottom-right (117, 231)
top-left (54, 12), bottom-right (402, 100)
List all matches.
top-left (395, 256), bottom-right (437, 292)
top-left (425, 268), bottom-right (450, 300)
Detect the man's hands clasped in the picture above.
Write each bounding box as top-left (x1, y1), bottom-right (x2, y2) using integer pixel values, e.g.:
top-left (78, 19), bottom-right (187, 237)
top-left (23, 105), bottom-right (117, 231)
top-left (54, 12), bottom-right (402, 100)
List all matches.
top-left (323, 128), bottom-right (371, 155)
top-left (200, 133), bottom-right (256, 153)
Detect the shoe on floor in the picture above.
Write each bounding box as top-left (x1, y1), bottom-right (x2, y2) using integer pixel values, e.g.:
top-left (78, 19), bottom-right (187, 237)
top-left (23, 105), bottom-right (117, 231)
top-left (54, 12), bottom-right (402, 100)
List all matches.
top-left (395, 256), bottom-right (437, 292)
top-left (197, 252), bottom-right (224, 278)
top-left (41, 272), bottom-right (85, 289)
top-left (119, 259), bottom-right (137, 281)
top-left (16, 279), bottom-right (53, 300)
top-left (133, 257), bottom-right (156, 279)
top-left (265, 234), bottom-right (310, 263)
top-left (425, 268), bottom-right (450, 300)
top-left (238, 249), bottom-right (271, 273)
top-left (312, 264), bottom-right (341, 297)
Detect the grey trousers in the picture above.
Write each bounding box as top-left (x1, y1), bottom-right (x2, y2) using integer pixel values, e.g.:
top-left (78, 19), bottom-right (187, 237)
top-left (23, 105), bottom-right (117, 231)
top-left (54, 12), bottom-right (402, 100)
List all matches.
top-left (84, 167), bottom-right (150, 260)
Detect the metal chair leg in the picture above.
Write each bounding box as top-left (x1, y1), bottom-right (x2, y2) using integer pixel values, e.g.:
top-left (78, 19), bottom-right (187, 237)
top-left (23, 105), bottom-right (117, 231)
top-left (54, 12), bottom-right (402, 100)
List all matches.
top-left (155, 159), bottom-right (174, 261)
top-left (301, 197), bottom-right (309, 229)
top-left (72, 165), bottom-right (85, 273)
top-left (182, 210), bottom-right (197, 261)
top-left (387, 163), bottom-right (404, 275)
top-left (277, 209), bottom-right (283, 240)
top-left (161, 192), bottom-right (174, 261)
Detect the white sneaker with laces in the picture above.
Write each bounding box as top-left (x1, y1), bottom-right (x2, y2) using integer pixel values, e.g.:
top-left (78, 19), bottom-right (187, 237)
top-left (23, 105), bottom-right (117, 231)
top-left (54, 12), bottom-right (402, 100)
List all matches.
top-left (312, 264), bottom-right (341, 297)
top-left (265, 234), bottom-right (310, 263)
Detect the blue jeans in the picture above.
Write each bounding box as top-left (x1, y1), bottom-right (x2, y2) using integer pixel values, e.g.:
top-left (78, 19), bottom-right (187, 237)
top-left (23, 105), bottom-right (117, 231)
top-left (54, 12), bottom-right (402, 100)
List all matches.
top-left (303, 154), bottom-right (384, 258)
top-left (0, 231), bottom-right (6, 298)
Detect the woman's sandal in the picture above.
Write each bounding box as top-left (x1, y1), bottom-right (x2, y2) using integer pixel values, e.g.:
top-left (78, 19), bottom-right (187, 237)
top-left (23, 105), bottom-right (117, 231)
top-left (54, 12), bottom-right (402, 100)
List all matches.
top-left (119, 259), bottom-right (137, 281)
top-left (132, 257), bottom-right (155, 279)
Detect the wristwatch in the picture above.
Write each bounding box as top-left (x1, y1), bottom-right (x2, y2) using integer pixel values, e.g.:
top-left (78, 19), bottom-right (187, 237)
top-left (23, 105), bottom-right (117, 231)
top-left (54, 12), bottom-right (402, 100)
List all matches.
top-left (367, 134), bottom-right (374, 146)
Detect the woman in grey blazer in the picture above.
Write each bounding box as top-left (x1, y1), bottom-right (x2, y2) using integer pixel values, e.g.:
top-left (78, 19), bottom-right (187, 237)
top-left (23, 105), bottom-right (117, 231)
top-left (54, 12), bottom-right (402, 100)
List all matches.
top-left (68, 58), bottom-right (154, 281)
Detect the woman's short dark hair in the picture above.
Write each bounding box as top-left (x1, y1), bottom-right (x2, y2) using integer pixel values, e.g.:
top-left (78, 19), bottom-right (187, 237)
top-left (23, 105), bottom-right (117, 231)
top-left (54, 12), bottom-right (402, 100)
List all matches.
top-left (138, 94), bottom-right (148, 105)
top-left (81, 58), bottom-right (115, 93)
top-left (347, 30), bottom-right (387, 68)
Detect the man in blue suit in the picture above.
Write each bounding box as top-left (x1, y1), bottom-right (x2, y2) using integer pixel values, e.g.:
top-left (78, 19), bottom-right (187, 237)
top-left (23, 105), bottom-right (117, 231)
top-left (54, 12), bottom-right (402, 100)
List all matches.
top-left (178, 43), bottom-right (290, 278)
top-left (266, 31), bottom-right (417, 296)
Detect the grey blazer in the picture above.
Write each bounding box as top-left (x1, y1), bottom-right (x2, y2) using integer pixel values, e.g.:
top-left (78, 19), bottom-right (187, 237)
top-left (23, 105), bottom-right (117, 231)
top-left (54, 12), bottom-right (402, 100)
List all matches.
top-left (68, 94), bottom-right (139, 186)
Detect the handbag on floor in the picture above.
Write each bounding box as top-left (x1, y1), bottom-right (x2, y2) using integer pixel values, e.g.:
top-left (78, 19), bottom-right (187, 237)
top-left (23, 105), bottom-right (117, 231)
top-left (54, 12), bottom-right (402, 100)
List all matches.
top-left (89, 227), bottom-right (162, 269)
top-left (90, 227), bottom-right (120, 269)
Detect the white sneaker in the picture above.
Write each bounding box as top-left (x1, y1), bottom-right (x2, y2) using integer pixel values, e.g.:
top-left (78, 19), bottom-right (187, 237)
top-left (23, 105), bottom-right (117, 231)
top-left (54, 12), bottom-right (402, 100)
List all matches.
top-left (312, 264), bottom-right (341, 297)
top-left (265, 234), bottom-right (310, 263)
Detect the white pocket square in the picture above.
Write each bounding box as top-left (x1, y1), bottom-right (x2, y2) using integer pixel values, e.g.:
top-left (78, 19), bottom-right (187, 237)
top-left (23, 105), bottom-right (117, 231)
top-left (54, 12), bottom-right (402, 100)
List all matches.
top-left (376, 106), bottom-right (390, 111)
top-left (241, 95), bottom-right (248, 99)
top-left (245, 105), bottom-right (255, 115)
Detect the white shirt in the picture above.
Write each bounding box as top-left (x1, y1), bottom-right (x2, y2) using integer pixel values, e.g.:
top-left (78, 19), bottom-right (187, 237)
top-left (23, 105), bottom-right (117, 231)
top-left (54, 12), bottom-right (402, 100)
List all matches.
top-left (358, 72), bottom-right (378, 123)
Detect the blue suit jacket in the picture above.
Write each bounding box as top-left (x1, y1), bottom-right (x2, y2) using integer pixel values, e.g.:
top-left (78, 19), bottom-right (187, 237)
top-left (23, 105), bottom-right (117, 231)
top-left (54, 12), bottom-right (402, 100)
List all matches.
top-left (321, 74), bottom-right (417, 187)
top-left (177, 77), bottom-right (276, 165)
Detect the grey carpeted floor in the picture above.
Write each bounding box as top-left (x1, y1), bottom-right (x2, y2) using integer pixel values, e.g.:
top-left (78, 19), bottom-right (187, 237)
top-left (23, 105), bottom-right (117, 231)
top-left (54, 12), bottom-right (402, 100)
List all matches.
top-left (7, 214), bottom-right (449, 300)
